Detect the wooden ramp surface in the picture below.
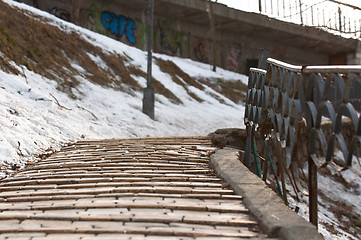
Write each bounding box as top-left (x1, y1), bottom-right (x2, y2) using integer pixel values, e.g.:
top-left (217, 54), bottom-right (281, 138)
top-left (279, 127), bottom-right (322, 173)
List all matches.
top-left (0, 136), bottom-right (275, 240)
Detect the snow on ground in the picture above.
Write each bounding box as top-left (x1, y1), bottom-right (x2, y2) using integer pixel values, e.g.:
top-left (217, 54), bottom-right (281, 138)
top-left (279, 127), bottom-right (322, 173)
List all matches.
top-left (287, 166), bottom-right (361, 240)
top-left (1, 1), bottom-right (360, 240)
top-left (0, 0), bottom-right (245, 178)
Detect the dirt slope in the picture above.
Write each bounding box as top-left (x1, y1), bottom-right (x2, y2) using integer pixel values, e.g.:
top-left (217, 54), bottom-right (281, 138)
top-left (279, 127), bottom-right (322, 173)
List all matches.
top-left (0, 1), bottom-right (246, 103)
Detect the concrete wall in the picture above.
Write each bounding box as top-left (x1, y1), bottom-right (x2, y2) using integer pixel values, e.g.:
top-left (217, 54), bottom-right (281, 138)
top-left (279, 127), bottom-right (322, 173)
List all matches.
top-left (17, 0), bottom-right (360, 74)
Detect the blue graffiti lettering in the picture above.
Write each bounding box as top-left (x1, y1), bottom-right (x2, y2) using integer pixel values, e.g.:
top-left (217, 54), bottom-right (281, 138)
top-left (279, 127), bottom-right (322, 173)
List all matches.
top-left (126, 18), bottom-right (136, 45)
top-left (101, 11), bottom-right (136, 45)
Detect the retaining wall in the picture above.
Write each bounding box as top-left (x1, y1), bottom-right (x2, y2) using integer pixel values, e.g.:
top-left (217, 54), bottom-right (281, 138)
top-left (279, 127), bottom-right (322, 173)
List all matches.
top-left (17, 0), bottom-right (361, 74)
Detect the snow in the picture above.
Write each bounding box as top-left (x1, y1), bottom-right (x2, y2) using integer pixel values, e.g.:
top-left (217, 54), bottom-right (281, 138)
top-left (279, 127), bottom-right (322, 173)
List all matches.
top-left (215, 0), bottom-right (361, 39)
top-left (0, 0), bottom-right (245, 178)
top-left (1, 1), bottom-right (360, 240)
top-left (286, 157), bottom-right (361, 240)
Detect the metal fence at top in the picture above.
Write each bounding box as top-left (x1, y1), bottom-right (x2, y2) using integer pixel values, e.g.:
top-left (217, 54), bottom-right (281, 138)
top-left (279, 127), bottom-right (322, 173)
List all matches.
top-left (244, 56), bottom-right (361, 227)
top-left (218, 0), bottom-right (361, 38)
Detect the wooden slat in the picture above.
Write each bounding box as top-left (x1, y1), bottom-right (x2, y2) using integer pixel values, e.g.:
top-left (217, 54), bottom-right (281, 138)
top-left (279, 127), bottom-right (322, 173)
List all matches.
top-left (0, 136), bottom-right (269, 239)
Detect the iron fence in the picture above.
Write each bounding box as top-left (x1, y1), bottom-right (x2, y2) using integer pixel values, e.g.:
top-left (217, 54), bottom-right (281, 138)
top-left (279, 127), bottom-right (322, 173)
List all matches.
top-left (221, 0), bottom-right (361, 38)
top-left (244, 56), bottom-right (361, 226)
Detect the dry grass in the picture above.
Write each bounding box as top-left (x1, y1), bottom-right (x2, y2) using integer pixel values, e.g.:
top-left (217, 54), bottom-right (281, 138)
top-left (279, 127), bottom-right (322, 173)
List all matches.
top-left (0, 2), bottom-right (186, 103)
top-left (200, 77), bottom-right (247, 104)
top-left (0, 1), bottom-right (247, 105)
top-left (129, 65), bottom-right (182, 104)
top-left (156, 58), bottom-right (204, 102)
top-left (0, 54), bottom-right (20, 75)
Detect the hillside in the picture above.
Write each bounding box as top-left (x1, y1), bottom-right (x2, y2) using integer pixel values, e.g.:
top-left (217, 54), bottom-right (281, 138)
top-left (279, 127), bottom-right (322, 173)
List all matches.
top-left (0, 0), bottom-right (248, 177)
top-left (1, 1), bottom-right (360, 240)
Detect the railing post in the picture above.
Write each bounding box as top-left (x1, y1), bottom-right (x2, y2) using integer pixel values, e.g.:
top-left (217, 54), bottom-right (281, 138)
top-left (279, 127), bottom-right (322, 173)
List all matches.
top-left (338, 7), bottom-right (342, 32)
top-left (258, 49), bottom-right (269, 70)
top-left (244, 126), bottom-right (252, 168)
top-left (299, 0), bottom-right (303, 25)
top-left (275, 139), bottom-right (288, 206)
top-left (308, 155), bottom-right (318, 228)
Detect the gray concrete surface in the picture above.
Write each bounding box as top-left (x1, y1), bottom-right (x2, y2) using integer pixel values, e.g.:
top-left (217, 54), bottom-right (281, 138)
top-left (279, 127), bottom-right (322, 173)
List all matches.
top-left (210, 148), bottom-right (324, 240)
top-left (17, 0), bottom-right (361, 74)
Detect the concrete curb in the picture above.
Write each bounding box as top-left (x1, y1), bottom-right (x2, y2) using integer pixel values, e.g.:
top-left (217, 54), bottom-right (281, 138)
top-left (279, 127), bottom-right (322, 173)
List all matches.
top-left (210, 148), bottom-right (324, 240)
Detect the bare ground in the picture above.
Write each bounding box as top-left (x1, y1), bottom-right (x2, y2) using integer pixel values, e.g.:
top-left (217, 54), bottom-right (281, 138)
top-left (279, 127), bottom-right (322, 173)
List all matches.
top-left (0, 1), bottom-right (246, 104)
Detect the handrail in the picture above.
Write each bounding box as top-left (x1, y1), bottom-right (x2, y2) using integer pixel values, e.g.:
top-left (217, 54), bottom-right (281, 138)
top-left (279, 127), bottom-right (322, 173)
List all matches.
top-left (245, 57), bottom-right (361, 229)
top-left (267, 58), bottom-right (302, 72)
top-left (268, 57), bottom-right (361, 74)
top-left (303, 65), bottom-right (361, 74)
top-left (249, 67), bottom-right (267, 75)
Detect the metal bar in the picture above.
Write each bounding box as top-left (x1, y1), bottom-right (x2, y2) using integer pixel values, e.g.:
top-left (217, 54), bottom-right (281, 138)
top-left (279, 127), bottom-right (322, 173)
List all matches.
top-left (268, 58), bottom-right (361, 74)
top-left (259, 0), bottom-right (262, 12)
top-left (299, 0), bottom-right (303, 25)
top-left (304, 65), bottom-right (361, 74)
top-left (250, 68), bottom-right (267, 75)
top-left (279, 153), bottom-right (300, 202)
top-left (258, 48), bottom-right (269, 70)
top-left (267, 58), bottom-right (302, 72)
top-left (338, 7), bottom-right (342, 32)
top-left (328, 0), bottom-right (361, 11)
top-left (262, 152), bottom-right (269, 181)
top-left (252, 136), bottom-right (262, 178)
top-left (283, 0), bottom-right (286, 18)
top-left (264, 140), bottom-right (284, 199)
top-left (244, 126), bottom-right (253, 168)
top-left (308, 155), bottom-right (318, 228)
top-left (275, 138), bottom-right (288, 206)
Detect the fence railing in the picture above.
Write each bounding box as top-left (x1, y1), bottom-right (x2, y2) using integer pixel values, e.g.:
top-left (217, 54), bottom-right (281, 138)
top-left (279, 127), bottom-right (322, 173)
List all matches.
top-left (223, 0), bottom-right (361, 38)
top-left (244, 56), bottom-right (361, 226)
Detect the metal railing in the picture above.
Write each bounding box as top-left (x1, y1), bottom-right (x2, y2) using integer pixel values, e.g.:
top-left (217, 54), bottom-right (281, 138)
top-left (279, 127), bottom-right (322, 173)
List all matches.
top-left (244, 56), bottom-right (361, 226)
top-left (220, 0), bottom-right (361, 38)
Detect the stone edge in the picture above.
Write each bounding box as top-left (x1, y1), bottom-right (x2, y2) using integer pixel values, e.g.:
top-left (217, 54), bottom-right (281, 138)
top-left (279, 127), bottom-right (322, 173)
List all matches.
top-left (210, 148), bottom-right (324, 240)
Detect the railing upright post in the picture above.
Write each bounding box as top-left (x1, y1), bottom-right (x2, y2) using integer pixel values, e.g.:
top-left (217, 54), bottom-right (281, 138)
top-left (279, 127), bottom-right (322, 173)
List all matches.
top-left (304, 71), bottom-right (318, 228)
top-left (244, 126), bottom-right (252, 168)
top-left (308, 155), bottom-right (318, 228)
top-left (258, 49), bottom-right (269, 70)
top-left (338, 7), bottom-right (342, 32)
top-left (275, 139), bottom-right (288, 206)
top-left (299, 0), bottom-right (303, 25)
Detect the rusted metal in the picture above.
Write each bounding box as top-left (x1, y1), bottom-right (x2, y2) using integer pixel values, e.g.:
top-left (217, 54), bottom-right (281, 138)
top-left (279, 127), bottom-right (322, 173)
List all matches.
top-left (245, 56), bottom-right (361, 227)
top-left (309, 151), bottom-right (319, 228)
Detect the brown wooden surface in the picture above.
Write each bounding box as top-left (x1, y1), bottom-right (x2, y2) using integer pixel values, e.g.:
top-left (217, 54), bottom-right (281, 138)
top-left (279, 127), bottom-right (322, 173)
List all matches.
top-left (0, 136), bottom-right (275, 239)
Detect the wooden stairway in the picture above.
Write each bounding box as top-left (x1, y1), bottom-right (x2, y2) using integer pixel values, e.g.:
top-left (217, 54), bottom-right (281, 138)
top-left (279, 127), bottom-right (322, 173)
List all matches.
top-left (0, 136), bottom-right (275, 239)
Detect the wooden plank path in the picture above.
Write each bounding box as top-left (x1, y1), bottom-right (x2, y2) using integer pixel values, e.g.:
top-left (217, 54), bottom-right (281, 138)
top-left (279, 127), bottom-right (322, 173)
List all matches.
top-left (0, 136), bottom-right (276, 240)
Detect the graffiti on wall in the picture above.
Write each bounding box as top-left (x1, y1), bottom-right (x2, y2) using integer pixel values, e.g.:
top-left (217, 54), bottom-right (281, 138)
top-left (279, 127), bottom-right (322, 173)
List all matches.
top-left (88, 2), bottom-right (109, 35)
top-left (134, 18), bottom-right (148, 49)
top-left (101, 11), bottom-right (136, 45)
top-left (193, 40), bottom-right (211, 63)
top-left (156, 19), bottom-right (187, 56)
top-left (83, 3), bottom-right (246, 72)
top-left (227, 44), bottom-right (242, 72)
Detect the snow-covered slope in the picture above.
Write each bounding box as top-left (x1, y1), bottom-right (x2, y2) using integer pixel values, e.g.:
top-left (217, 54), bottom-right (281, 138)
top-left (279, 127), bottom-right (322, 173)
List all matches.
top-left (1, 1), bottom-right (359, 240)
top-left (0, 0), bottom-right (247, 177)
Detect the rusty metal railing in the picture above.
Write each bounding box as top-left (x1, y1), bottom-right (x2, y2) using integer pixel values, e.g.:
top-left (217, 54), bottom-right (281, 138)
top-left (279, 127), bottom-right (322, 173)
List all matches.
top-left (231, 0), bottom-right (361, 38)
top-left (244, 57), bottom-right (361, 227)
